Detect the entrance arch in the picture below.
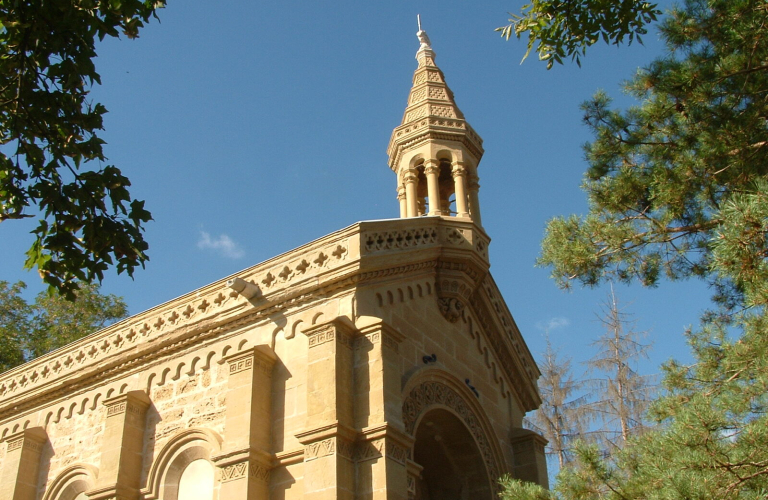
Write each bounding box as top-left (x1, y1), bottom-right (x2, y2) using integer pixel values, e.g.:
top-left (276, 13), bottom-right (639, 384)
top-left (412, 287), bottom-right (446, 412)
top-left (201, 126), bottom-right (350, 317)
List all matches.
top-left (402, 369), bottom-right (506, 498)
top-left (413, 408), bottom-right (492, 500)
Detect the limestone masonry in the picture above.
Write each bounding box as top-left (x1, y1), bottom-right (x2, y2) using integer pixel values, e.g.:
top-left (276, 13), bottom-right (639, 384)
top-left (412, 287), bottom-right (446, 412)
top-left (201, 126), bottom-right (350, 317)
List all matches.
top-left (0, 28), bottom-right (548, 500)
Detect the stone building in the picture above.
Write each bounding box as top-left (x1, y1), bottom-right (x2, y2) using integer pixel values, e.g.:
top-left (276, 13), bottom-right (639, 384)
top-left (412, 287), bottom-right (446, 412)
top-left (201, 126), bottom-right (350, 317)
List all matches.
top-left (0, 29), bottom-right (547, 500)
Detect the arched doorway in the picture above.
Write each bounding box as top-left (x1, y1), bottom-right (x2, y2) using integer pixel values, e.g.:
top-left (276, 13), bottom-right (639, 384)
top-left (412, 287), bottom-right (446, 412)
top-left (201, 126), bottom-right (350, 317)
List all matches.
top-left (403, 372), bottom-right (507, 500)
top-left (413, 408), bottom-right (492, 500)
top-left (413, 409), bottom-right (493, 500)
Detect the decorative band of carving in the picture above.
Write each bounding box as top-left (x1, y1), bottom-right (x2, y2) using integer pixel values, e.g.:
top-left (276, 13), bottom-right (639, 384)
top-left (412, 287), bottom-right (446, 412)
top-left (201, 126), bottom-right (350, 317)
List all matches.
top-left (304, 438), bottom-right (336, 460)
top-left (229, 357), bottom-right (253, 375)
top-left (250, 462), bottom-right (269, 482)
top-left (220, 461), bottom-right (249, 482)
top-left (306, 326), bottom-right (353, 349)
top-left (106, 402), bottom-right (127, 417)
top-left (7, 437), bottom-right (23, 451)
top-left (6, 435), bottom-right (44, 453)
top-left (105, 400), bottom-right (147, 418)
top-left (219, 460), bottom-right (269, 482)
top-left (354, 330), bottom-right (401, 353)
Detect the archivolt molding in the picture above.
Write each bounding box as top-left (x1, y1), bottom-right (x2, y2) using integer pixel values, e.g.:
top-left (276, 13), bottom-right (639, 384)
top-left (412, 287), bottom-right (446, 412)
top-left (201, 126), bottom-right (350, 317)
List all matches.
top-left (142, 428), bottom-right (223, 500)
top-left (401, 369), bottom-right (505, 492)
top-left (42, 463), bottom-right (98, 500)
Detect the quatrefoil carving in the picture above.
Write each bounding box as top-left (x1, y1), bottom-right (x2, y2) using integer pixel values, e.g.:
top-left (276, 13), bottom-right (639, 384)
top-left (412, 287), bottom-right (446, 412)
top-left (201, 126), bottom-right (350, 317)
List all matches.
top-left (314, 252), bottom-right (329, 267)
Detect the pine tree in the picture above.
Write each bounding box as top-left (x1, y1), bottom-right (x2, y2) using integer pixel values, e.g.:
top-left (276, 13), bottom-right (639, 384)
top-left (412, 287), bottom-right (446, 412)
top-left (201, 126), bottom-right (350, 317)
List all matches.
top-left (587, 286), bottom-right (653, 450)
top-left (528, 338), bottom-right (594, 469)
top-left (500, 0), bottom-right (768, 498)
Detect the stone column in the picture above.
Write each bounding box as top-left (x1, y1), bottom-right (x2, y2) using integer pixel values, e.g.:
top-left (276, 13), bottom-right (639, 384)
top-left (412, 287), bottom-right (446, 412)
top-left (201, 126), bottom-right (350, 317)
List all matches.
top-left (297, 319), bottom-right (357, 500)
top-left (424, 159), bottom-right (441, 216)
top-left (353, 321), bottom-right (411, 500)
top-left (0, 427), bottom-right (47, 500)
top-left (214, 345), bottom-right (276, 500)
top-left (403, 168), bottom-right (419, 218)
top-left (452, 163), bottom-right (469, 218)
top-left (397, 186), bottom-right (407, 218)
top-left (510, 429), bottom-right (549, 489)
top-left (467, 174), bottom-right (482, 226)
top-left (87, 391), bottom-right (151, 500)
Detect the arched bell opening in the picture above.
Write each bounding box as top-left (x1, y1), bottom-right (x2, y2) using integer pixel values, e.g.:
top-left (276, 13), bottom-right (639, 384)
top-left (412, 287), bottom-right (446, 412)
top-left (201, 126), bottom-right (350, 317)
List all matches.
top-left (415, 162), bottom-right (429, 216)
top-left (412, 408), bottom-right (493, 500)
top-left (438, 160), bottom-right (455, 215)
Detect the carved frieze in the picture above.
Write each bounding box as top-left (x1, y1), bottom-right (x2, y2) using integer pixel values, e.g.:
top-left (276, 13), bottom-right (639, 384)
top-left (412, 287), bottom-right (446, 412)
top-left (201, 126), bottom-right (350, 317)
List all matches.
top-left (220, 461), bottom-right (248, 482)
top-left (304, 438), bottom-right (336, 460)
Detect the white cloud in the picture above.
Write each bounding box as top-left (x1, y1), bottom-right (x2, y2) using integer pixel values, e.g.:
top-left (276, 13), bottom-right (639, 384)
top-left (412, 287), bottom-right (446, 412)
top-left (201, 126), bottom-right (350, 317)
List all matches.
top-left (535, 317), bottom-right (570, 332)
top-left (197, 231), bottom-right (245, 259)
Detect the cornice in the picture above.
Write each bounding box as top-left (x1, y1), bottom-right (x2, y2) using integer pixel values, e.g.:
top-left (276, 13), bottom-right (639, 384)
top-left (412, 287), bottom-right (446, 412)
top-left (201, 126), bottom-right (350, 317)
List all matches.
top-left (0, 218), bottom-right (493, 418)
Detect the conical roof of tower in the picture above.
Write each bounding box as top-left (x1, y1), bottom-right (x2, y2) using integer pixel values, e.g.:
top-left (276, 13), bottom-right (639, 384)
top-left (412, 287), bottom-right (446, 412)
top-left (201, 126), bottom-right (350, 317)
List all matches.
top-left (387, 29), bottom-right (484, 171)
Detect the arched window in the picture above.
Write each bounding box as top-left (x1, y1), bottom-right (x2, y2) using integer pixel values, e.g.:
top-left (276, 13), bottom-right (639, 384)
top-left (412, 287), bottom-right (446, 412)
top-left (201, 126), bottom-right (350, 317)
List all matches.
top-left (177, 459), bottom-right (215, 500)
top-left (142, 428), bottom-right (223, 500)
top-left (42, 464), bottom-right (98, 500)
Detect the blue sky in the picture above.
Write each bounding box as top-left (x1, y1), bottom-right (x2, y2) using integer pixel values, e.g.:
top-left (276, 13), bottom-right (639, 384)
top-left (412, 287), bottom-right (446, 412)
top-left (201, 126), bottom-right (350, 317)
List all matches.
top-left (0, 1), bottom-right (709, 380)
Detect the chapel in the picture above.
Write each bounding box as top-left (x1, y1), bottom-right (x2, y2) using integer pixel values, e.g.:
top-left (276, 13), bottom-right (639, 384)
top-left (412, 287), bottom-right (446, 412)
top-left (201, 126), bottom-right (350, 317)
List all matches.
top-left (0, 28), bottom-right (548, 500)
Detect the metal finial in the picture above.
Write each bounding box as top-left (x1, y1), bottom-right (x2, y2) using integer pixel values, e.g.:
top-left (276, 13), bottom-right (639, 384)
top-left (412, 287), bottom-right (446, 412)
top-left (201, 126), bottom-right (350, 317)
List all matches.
top-left (417, 14), bottom-right (422, 31)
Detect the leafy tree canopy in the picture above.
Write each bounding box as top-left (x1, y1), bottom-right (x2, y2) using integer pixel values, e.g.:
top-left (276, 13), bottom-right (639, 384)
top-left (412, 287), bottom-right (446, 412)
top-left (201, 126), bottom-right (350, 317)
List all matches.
top-left (499, 0), bottom-right (768, 498)
top-left (0, 280), bottom-right (127, 372)
top-left (497, 0), bottom-right (661, 68)
top-left (0, 1), bottom-right (165, 298)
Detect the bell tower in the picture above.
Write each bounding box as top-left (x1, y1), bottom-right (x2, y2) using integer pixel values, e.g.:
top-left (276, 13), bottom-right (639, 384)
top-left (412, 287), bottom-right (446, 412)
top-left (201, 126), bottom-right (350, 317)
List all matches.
top-left (387, 25), bottom-right (484, 225)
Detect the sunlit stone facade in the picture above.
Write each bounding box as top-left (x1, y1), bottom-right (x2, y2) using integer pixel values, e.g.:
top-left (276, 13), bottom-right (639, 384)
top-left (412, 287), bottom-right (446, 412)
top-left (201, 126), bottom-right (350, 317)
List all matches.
top-left (0, 29), bottom-right (547, 500)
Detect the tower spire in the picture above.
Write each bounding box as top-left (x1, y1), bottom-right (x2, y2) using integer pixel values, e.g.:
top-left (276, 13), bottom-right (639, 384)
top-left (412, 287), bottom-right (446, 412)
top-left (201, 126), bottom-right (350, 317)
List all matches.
top-left (387, 27), bottom-right (484, 224)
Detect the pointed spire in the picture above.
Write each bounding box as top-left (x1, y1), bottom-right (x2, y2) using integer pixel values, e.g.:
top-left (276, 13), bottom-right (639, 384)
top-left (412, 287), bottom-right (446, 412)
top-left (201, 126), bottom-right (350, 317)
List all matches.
top-left (387, 26), bottom-right (484, 224)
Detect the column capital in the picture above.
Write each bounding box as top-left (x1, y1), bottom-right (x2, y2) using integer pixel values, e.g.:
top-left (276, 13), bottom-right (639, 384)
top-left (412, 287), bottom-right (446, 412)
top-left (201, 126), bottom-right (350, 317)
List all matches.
top-left (303, 318), bottom-right (357, 349)
top-left (2, 426), bottom-right (46, 454)
top-left (451, 163), bottom-right (467, 178)
top-left (403, 167), bottom-right (419, 184)
top-left (102, 390), bottom-right (150, 418)
top-left (221, 345), bottom-right (276, 377)
top-left (397, 186), bottom-right (406, 199)
top-left (356, 320), bottom-right (406, 352)
top-left (423, 158), bottom-right (440, 175)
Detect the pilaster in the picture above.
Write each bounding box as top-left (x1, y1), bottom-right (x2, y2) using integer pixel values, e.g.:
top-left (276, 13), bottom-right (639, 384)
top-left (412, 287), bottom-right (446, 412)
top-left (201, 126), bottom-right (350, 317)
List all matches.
top-left (353, 321), bottom-right (409, 500)
top-left (299, 319), bottom-right (357, 500)
top-left (0, 427), bottom-right (47, 500)
top-left (87, 391), bottom-right (150, 500)
top-left (214, 345), bottom-right (276, 500)
top-left (510, 428), bottom-right (549, 489)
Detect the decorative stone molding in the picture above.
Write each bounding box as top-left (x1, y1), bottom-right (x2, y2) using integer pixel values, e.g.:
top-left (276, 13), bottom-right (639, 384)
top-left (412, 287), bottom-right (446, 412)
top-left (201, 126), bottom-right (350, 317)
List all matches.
top-left (41, 464), bottom-right (99, 500)
top-left (212, 447), bottom-right (272, 481)
top-left (222, 345), bottom-right (275, 377)
top-left (469, 276), bottom-right (541, 411)
top-left (304, 438), bottom-right (337, 460)
top-left (220, 461), bottom-right (249, 482)
top-left (142, 428), bottom-right (223, 500)
top-left (304, 322), bottom-right (355, 349)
